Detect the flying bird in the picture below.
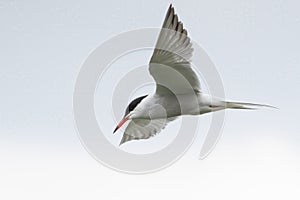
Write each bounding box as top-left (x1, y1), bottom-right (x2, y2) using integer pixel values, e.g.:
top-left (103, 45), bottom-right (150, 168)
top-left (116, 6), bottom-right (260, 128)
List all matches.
top-left (113, 4), bottom-right (275, 145)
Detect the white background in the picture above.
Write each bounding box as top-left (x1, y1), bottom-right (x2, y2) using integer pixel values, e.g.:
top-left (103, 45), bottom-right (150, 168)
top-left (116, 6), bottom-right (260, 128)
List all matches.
top-left (1, 0), bottom-right (300, 199)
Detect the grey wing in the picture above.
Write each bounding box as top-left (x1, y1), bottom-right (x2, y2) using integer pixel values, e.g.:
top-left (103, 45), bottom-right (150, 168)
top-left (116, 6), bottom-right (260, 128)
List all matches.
top-left (120, 117), bottom-right (177, 145)
top-left (149, 4), bottom-right (201, 95)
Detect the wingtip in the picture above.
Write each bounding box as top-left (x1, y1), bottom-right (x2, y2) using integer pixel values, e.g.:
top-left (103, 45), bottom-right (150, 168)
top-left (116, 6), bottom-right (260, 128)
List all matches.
top-left (119, 138), bottom-right (127, 146)
top-left (119, 134), bottom-right (136, 146)
top-left (169, 3), bottom-right (174, 12)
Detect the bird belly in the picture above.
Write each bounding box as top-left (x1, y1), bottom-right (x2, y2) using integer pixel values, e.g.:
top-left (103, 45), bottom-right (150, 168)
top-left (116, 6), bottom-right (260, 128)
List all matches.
top-left (133, 93), bottom-right (204, 119)
top-left (153, 93), bottom-right (202, 118)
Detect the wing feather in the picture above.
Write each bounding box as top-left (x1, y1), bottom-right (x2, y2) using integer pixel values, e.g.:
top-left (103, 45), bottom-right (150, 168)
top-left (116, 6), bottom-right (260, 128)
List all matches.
top-left (120, 117), bottom-right (177, 145)
top-left (149, 5), bottom-right (201, 95)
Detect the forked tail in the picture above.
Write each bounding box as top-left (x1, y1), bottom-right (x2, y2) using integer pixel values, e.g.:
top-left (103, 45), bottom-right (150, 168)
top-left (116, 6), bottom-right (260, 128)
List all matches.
top-left (225, 101), bottom-right (277, 110)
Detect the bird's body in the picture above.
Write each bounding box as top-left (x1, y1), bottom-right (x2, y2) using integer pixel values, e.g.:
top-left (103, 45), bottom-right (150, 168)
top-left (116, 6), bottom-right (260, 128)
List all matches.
top-left (113, 4), bottom-right (275, 145)
top-left (130, 92), bottom-right (223, 120)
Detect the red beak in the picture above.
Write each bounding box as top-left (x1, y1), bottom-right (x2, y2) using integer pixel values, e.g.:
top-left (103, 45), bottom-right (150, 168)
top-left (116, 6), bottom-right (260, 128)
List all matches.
top-left (113, 116), bottom-right (129, 134)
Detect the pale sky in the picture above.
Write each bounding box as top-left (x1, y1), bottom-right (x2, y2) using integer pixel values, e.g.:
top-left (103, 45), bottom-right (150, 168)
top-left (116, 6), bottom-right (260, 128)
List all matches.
top-left (1, 0), bottom-right (300, 199)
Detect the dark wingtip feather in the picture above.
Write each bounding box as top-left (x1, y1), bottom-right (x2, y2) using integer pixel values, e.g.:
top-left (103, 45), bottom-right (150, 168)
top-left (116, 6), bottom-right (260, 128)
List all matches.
top-left (119, 134), bottom-right (135, 146)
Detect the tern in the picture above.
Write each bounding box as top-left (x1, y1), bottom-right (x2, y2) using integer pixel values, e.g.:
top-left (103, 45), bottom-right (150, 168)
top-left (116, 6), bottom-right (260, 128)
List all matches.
top-left (113, 4), bottom-right (275, 145)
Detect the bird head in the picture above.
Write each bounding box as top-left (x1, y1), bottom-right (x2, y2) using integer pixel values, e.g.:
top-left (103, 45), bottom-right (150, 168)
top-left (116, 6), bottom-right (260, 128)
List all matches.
top-left (113, 95), bottom-right (148, 133)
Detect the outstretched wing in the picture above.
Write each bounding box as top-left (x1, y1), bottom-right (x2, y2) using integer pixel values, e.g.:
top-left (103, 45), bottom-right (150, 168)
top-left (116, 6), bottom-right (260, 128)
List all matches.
top-left (120, 117), bottom-right (177, 145)
top-left (149, 4), bottom-right (201, 95)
